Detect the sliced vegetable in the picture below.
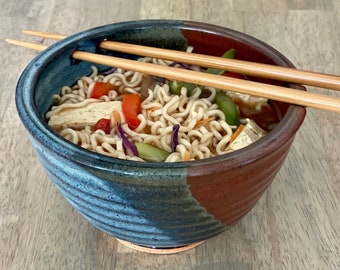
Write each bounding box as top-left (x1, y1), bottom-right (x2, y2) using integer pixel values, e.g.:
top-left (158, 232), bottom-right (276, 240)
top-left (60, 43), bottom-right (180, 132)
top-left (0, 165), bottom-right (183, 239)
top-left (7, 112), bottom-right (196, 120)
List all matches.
top-left (90, 82), bottom-right (117, 98)
top-left (135, 142), bottom-right (170, 162)
top-left (169, 49), bottom-right (237, 97)
top-left (110, 110), bottom-right (121, 125)
top-left (206, 49), bottom-right (236, 75)
top-left (117, 122), bottom-right (138, 156)
top-left (169, 80), bottom-right (181, 95)
top-left (215, 91), bottom-right (240, 126)
top-left (229, 124), bottom-right (244, 144)
top-left (94, 118), bottom-right (111, 134)
top-left (171, 124), bottom-right (180, 152)
top-left (121, 94), bottom-right (141, 129)
top-left (169, 80), bottom-right (197, 96)
top-left (100, 67), bottom-right (117, 76)
top-left (169, 62), bottom-right (195, 70)
top-left (195, 117), bottom-right (214, 128)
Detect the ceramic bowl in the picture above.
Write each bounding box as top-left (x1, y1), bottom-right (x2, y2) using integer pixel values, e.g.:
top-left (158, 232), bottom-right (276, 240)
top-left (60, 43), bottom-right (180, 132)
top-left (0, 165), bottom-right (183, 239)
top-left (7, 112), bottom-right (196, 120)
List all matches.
top-left (16, 20), bottom-right (306, 249)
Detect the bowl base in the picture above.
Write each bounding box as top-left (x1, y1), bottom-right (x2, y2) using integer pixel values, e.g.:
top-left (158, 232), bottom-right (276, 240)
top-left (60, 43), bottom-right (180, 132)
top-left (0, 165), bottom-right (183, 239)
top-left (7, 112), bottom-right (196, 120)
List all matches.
top-left (115, 238), bottom-right (204, 254)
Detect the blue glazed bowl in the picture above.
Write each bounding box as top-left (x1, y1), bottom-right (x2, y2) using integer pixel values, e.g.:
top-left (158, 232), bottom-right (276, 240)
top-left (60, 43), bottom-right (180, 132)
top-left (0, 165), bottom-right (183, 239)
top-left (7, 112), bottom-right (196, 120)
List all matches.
top-left (16, 20), bottom-right (306, 249)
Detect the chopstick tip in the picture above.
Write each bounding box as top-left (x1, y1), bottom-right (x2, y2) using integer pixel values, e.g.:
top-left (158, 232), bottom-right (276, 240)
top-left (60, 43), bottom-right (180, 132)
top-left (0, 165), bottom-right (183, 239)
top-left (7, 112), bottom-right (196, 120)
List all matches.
top-left (5, 38), bottom-right (20, 45)
top-left (5, 38), bottom-right (47, 51)
top-left (22, 30), bottom-right (67, 40)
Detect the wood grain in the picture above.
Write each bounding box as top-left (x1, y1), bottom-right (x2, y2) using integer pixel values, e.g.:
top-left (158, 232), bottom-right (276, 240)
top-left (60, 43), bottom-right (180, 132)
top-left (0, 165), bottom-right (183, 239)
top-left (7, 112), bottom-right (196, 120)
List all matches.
top-left (1, 0), bottom-right (339, 269)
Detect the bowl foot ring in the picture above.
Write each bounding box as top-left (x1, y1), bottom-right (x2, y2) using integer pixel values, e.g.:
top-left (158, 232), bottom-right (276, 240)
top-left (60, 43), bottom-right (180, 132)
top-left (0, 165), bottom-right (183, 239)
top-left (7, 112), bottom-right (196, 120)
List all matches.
top-left (115, 238), bottom-right (204, 254)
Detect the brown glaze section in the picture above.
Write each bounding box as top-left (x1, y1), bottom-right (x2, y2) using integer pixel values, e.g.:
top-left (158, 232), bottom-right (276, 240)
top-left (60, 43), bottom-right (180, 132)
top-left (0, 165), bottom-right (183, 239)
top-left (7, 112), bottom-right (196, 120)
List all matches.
top-left (182, 22), bottom-right (305, 226)
top-left (187, 136), bottom-right (294, 225)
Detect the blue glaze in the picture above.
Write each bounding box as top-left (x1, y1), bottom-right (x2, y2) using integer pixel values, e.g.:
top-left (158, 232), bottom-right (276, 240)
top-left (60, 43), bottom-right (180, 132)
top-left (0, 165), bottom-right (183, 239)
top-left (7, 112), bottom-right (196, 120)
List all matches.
top-left (29, 133), bottom-right (225, 246)
top-left (16, 20), bottom-right (226, 247)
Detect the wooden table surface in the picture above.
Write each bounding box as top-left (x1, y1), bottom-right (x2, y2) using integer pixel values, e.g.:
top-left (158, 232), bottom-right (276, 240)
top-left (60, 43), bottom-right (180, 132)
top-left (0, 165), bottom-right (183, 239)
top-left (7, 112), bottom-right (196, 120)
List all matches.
top-left (1, 0), bottom-right (339, 269)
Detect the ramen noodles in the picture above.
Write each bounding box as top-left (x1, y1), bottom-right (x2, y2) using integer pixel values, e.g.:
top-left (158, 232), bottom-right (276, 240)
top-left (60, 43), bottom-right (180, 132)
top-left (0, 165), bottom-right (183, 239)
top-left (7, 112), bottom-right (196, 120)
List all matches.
top-left (45, 54), bottom-right (279, 162)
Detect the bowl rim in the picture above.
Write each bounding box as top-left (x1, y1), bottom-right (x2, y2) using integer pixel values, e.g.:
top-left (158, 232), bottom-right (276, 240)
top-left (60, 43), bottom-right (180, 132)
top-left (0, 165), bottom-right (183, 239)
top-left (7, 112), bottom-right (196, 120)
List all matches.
top-left (16, 19), bottom-right (306, 174)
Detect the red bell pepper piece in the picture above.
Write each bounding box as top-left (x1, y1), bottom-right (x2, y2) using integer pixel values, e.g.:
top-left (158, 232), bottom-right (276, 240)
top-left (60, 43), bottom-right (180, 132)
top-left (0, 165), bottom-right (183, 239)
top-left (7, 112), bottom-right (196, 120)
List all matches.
top-left (94, 118), bottom-right (111, 134)
top-left (122, 94), bottom-right (141, 129)
top-left (90, 82), bottom-right (117, 98)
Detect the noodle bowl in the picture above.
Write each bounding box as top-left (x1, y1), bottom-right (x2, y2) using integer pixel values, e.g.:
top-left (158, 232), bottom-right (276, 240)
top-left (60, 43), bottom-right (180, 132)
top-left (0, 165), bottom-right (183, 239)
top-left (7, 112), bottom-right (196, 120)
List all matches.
top-left (16, 20), bottom-right (306, 248)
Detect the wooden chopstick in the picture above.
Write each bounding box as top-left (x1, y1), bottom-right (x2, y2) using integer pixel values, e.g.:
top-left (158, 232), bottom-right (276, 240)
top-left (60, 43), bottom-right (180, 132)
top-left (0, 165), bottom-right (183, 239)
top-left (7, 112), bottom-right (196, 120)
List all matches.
top-left (5, 39), bottom-right (48, 51)
top-left (22, 30), bottom-right (67, 40)
top-left (101, 41), bottom-right (340, 92)
top-left (5, 35), bottom-right (340, 113)
top-left (22, 30), bottom-right (340, 92)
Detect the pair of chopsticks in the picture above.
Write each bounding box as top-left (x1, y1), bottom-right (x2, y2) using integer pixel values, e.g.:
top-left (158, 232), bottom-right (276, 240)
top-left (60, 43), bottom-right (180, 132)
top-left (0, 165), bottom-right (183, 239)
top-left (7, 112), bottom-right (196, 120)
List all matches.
top-left (6, 30), bottom-right (340, 113)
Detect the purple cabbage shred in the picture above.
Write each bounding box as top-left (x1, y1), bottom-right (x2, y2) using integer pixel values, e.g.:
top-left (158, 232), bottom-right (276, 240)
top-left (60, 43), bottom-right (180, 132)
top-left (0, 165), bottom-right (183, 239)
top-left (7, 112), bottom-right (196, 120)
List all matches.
top-left (169, 62), bottom-right (194, 70)
top-left (171, 124), bottom-right (180, 152)
top-left (117, 122), bottom-right (138, 156)
top-left (100, 67), bottom-right (117, 75)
